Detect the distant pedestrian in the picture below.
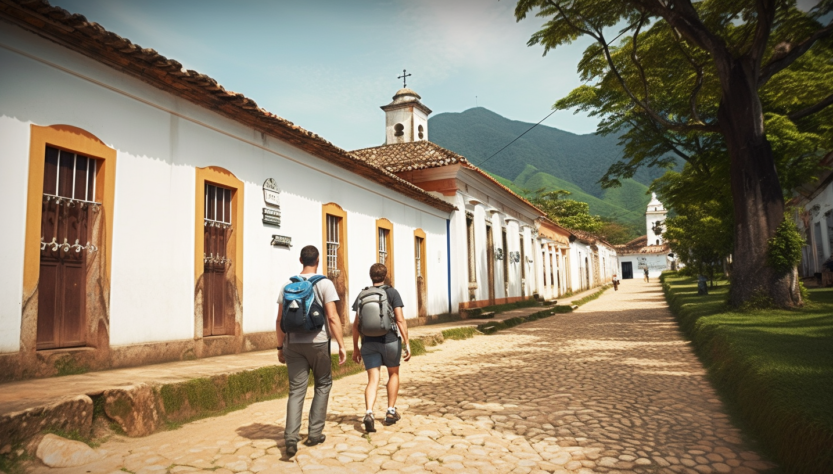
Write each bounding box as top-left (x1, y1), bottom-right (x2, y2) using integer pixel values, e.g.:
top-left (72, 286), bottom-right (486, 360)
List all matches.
top-left (612, 274), bottom-right (620, 291)
top-left (276, 245), bottom-right (347, 457)
top-left (352, 263), bottom-right (411, 433)
top-left (644, 267), bottom-right (650, 283)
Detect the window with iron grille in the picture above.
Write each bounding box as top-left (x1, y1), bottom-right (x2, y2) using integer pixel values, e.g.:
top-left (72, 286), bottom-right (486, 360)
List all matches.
top-left (415, 236), bottom-right (423, 278)
top-left (204, 183), bottom-right (232, 266)
top-left (327, 214), bottom-right (340, 273)
top-left (378, 228), bottom-right (389, 265)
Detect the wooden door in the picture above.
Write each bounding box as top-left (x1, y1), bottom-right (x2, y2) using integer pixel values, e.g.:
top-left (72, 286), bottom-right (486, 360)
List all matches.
top-left (37, 147), bottom-right (97, 350)
top-left (520, 236), bottom-right (526, 297)
top-left (486, 224), bottom-right (495, 305)
top-left (204, 184), bottom-right (233, 336)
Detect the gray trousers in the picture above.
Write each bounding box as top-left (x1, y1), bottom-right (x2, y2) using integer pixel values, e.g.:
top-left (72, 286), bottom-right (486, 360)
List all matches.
top-left (284, 341), bottom-right (332, 443)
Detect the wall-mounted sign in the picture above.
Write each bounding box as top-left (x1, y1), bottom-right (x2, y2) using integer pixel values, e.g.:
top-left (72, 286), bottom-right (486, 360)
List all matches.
top-left (271, 235), bottom-right (292, 248)
top-left (263, 178), bottom-right (281, 207)
top-left (262, 208), bottom-right (281, 227)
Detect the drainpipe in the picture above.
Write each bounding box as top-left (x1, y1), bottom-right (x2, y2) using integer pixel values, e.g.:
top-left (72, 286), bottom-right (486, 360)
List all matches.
top-left (446, 219), bottom-right (452, 314)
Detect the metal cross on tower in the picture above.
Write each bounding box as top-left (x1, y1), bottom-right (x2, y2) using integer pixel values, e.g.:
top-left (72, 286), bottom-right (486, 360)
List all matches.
top-left (398, 69), bottom-right (411, 88)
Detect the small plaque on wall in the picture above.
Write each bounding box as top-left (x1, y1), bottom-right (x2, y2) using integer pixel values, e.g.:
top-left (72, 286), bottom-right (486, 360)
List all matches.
top-left (262, 207), bottom-right (281, 227)
top-left (271, 235), bottom-right (292, 248)
top-left (263, 178), bottom-right (281, 207)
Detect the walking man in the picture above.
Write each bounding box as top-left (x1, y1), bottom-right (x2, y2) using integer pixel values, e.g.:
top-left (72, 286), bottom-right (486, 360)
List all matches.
top-left (644, 267), bottom-right (650, 283)
top-left (276, 245), bottom-right (347, 457)
top-left (612, 273), bottom-right (620, 291)
top-left (352, 263), bottom-right (411, 433)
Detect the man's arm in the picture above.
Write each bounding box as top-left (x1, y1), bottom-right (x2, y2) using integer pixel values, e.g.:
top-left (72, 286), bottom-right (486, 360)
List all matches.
top-left (325, 301), bottom-right (347, 365)
top-left (394, 307), bottom-right (410, 361)
top-left (275, 306), bottom-right (286, 364)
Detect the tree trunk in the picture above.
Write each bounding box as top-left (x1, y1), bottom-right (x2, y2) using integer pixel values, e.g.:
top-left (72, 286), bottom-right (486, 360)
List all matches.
top-left (717, 58), bottom-right (800, 308)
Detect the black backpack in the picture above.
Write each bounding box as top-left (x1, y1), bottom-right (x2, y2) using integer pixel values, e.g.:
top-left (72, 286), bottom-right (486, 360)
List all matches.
top-left (280, 275), bottom-right (327, 333)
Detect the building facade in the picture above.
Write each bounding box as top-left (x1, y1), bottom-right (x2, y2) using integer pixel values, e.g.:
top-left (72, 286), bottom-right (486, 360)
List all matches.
top-left (792, 153), bottom-right (833, 279)
top-left (0, 5), bottom-right (454, 380)
top-left (352, 89), bottom-right (548, 312)
top-left (616, 193), bottom-right (674, 279)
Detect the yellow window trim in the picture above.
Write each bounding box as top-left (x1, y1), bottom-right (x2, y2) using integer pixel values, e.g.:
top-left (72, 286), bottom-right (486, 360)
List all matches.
top-left (322, 202), bottom-right (349, 278)
top-left (194, 166), bottom-right (244, 302)
top-left (376, 218), bottom-right (394, 286)
top-left (24, 124), bottom-right (117, 296)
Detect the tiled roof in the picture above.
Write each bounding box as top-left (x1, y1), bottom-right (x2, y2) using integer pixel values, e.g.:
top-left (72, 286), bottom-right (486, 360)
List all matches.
top-left (352, 141), bottom-right (546, 216)
top-left (0, 0), bottom-right (455, 214)
top-left (615, 235), bottom-right (670, 254)
top-left (566, 228), bottom-right (613, 248)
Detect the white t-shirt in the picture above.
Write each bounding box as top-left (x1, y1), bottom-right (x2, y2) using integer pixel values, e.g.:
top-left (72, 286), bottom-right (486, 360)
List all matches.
top-left (277, 273), bottom-right (340, 344)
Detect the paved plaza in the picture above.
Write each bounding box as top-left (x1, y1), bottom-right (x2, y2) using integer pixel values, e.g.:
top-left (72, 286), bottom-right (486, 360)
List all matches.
top-left (29, 280), bottom-right (774, 474)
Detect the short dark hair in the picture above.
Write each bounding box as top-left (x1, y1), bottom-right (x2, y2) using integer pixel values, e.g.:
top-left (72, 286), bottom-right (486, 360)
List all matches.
top-left (300, 245), bottom-right (319, 266)
top-left (370, 263), bottom-right (387, 283)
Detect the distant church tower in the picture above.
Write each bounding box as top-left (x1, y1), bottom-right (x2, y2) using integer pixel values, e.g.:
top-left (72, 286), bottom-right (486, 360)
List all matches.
top-left (381, 88), bottom-right (432, 145)
top-left (646, 192), bottom-right (668, 246)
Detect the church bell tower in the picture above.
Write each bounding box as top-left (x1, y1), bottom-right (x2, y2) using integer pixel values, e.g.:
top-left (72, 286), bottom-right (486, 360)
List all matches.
top-left (646, 193), bottom-right (668, 246)
top-left (381, 87), bottom-right (432, 145)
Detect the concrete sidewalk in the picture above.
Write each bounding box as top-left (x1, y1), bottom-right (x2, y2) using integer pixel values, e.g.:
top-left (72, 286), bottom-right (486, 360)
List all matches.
top-left (0, 285), bottom-right (603, 419)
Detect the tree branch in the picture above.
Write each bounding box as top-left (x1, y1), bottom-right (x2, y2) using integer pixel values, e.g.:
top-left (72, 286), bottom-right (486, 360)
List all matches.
top-left (759, 21), bottom-right (833, 86)
top-left (789, 93), bottom-right (833, 121)
top-left (749, 0), bottom-right (776, 68)
top-left (630, 13), bottom-right (650, 102)
top-left (669, 25), bottom-right (707, 124)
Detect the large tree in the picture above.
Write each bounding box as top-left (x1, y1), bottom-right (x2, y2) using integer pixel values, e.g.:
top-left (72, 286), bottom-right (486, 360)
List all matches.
top-left (516, 0), bottom-right (833, 307)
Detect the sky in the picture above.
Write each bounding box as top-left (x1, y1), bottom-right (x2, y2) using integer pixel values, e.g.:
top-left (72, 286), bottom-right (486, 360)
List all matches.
top-left (54, 0), bottom-right (597, 151)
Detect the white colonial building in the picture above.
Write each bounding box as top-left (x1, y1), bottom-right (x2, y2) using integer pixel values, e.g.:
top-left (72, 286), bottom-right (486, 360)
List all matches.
top-left (616, 193), bottom-right (675, 279)
top-left (0, 3), bottom-right (454, 380)
top-left (792, 152), bottom-right (833, 281)
top-left (353, 88), bottom-right (557, 312)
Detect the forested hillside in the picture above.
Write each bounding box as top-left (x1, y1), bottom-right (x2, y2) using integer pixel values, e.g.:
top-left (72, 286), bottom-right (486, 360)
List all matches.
top-left (429, 107), bottom-right (669, 229)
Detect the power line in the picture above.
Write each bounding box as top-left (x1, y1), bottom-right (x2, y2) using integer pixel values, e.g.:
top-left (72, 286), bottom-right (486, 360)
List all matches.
top-left (477, 108), bottom-right (558, 167)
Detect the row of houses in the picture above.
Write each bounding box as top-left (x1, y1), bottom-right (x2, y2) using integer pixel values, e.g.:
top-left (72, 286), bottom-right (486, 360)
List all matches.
top-left (0, 1), bottom-right (617, 381)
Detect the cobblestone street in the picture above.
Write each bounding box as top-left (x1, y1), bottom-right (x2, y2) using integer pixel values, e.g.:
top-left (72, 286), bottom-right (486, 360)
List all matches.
top-left (30, 280), bottom-right (774, 474)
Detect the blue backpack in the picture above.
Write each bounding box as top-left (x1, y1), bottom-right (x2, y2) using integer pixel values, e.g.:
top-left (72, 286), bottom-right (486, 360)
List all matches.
top-left (280, 275), bottom-right (327, 334)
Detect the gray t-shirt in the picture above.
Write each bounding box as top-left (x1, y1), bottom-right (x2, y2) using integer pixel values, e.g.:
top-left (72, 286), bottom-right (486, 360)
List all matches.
top-left (277, 273), bottom-right (340, 344)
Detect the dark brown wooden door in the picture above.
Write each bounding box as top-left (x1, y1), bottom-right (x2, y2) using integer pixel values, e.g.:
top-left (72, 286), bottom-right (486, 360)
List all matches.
top-left (37, 146), bottom-right (97, 350)
top-left (204, 184), bottom-right (233, 336)
top-left (415, 236), bottom-right (427, 318)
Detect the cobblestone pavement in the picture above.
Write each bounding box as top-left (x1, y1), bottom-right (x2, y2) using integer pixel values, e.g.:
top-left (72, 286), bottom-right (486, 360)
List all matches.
top-left (30, 280), bottom-right (775, 474)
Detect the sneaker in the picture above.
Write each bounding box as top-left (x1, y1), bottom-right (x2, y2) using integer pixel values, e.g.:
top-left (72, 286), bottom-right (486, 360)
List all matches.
top-left (286, 442), bottom-right (298, 457)
top-left (363, 413), bottom-right (376, 433)
top-left (304, 434), bottom-right (326, 446)
top-left (385, 408), bottom-right (401, 425)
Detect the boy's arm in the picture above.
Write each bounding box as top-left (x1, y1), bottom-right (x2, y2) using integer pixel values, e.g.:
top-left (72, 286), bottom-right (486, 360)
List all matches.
top-left (351, 313), bottom-right (362, 363)
top-left (394, 307), bottom-right (410, 361)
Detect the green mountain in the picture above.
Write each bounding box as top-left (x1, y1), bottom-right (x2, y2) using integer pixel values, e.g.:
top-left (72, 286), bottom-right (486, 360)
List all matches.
top-left (429, 107), bottom-right (664, 228)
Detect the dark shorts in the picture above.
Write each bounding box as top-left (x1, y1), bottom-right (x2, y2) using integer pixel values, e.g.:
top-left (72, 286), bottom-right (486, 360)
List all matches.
top-left (360, 339), bottom-right (401, 370)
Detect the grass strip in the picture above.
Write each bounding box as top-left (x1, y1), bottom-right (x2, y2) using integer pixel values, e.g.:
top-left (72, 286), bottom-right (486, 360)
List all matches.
top-left (661, 272), bottom-right (833, 474)
top-left (441, 327), bottom-right (479, 340)
top-left (463, 299), bottom-right (540, 319)
top-left (476, 306), bottom-right (565, 335)
top-left (570, 285), bottom-right (610, 307)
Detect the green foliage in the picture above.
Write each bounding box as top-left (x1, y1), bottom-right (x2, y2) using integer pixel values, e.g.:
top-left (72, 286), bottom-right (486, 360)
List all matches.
top-left (661, 273), bottom-right (833, 473)
top-left (767, 216), bottom-right (805, 274)
top-left (529, 189), bottom-right (603, 232)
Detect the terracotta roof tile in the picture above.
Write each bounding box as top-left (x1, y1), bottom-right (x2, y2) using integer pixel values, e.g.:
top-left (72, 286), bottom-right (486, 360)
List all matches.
top-left (615, 235), bottom-right (670, 254)
top-left (352, 141), bottom-right (546, 216)
top-left (1, 0), bottom-right (455, 214)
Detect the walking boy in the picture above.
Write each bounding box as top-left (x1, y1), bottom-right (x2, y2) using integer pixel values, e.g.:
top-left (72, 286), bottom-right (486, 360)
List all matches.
top-left (276, 245), bottom-right (347, 457)
top-left (352, 263), bottom-right (410, 433)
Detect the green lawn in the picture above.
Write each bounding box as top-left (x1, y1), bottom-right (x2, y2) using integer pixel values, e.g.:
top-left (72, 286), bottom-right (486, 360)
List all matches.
top-left (661, 272), bottom-right (833, 474)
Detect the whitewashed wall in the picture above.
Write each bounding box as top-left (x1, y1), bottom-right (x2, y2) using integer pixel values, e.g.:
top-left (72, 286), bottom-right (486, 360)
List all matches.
top-left (618, 254), bottom-right (669, 279)
top-left (0, 24), bottom-right (449, 351)
top-left (0, 117), bottom-right (30, 352)
top-left (796, 184), bottom-right (833, 276)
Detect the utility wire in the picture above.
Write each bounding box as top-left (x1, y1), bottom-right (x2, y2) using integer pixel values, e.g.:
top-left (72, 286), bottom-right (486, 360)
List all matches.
top-left (477, 108), bottom-right (558, 167)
